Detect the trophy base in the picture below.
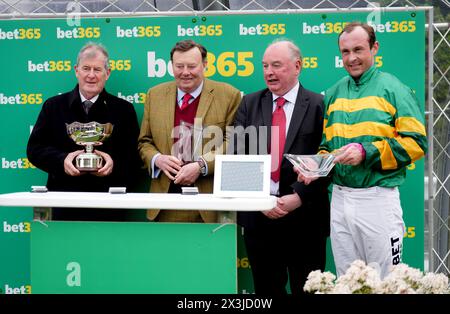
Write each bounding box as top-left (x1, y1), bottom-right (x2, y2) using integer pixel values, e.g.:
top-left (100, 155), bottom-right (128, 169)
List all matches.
top-left (76, 153), bottom-right (103, 172)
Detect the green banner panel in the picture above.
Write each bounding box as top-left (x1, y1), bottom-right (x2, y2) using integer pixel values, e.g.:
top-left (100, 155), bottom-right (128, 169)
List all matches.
top-left (1, 10), bottom-right (426, 293)
top-left (30, 221), bottom-right (236, 293)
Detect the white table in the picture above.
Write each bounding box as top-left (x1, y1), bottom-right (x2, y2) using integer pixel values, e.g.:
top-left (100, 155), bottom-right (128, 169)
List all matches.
top-left (0, 191), bottom-right (277, 220)
top-left (1, 191), bottom-right (277, 292)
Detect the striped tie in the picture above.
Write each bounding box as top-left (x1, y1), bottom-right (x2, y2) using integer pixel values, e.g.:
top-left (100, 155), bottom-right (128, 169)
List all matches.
top-left (83, 100), bottom-right (93, 114)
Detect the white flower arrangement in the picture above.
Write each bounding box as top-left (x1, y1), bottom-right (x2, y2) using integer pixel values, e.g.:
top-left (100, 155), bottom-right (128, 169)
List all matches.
top-left (304, 260), bottom-right (450, 294)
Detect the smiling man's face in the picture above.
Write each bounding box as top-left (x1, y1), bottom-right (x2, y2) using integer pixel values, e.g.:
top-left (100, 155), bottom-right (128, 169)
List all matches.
top-left (172, 47), bottom-right (206, 93)
top-left (75, 48), bottom-right (110, 100)
top-left (339, 26), bottom-right (379, 80)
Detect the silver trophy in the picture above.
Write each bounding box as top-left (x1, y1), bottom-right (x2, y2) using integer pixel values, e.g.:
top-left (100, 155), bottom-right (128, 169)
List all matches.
top-left (66, 121), bottom-right (113, 171)
top-left (172, 120), bottom-right (203, 164)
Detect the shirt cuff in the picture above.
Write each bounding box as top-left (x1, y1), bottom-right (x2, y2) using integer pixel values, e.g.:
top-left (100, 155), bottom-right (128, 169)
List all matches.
top-left (198, 156), bottom-right (208, 176)
top-left (151, 153), bottom-right (161, 179)
top-left (348, 143), bottom-right (366, 160)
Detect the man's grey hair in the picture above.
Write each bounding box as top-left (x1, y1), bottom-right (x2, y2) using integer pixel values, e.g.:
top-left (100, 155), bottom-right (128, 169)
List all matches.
top-left (76, 42), bottom-right (109, 70)
top-left (268, 38), bottom-right (302, 61)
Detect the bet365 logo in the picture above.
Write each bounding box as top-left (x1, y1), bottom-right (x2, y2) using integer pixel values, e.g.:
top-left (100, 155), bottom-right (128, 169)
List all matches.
top-left (1, 157), bottom-right (35, 169)
top-left (2, 284), bottom-right (32, 294)
top-left (3, 221), bottom-right (31, 233)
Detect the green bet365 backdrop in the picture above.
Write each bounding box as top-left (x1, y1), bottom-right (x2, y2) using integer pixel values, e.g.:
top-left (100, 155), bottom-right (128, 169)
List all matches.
top-left (0, 10), bottom-right (425, 294)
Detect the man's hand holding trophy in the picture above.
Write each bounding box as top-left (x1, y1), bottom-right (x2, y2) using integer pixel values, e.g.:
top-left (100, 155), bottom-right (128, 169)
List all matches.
top-left (65, 121), bottom-right (114, 176)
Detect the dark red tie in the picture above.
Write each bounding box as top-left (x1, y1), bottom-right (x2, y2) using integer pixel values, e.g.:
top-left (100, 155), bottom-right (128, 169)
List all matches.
top-left (180, 93), bottom-right (193, 111)
top-left (271, 97), bottom-right (286, 182)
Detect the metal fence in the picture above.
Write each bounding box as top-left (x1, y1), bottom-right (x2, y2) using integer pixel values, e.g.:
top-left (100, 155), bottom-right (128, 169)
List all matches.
top-left (1, 0), bottom-right (449, 276)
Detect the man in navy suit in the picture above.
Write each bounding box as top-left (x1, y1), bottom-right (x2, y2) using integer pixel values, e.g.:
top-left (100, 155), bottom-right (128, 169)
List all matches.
top-left (232, 40), bottom-right (330, 294)
top-left (27, 43), bottom-right (141, 221)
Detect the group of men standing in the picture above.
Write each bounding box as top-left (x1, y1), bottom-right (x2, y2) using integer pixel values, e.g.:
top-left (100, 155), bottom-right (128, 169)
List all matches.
top-left (27, 21), bottom-right (427, 294)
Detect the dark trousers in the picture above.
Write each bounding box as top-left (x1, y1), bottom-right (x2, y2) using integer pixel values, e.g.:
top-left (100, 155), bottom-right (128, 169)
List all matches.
top-left (51, 207), bottom-right (128, 221)
top-left (154, 181), bottom-right (203, 223)
top-left (243, 218), bottom-right (327, 295)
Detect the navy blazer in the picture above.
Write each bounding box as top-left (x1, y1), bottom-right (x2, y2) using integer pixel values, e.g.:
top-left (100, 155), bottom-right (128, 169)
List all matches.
top-left (27, 85), bottom-right (141, 193)
top-left (232, 84), bottom-right (330, 237)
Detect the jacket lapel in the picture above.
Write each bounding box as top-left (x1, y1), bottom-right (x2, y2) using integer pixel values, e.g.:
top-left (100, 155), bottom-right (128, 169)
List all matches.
top-left (284, 85), bottom-right (309, 153)
top-left (261, 91), bottom-right (273, 153)
top-left (195, 79), bottom-right (213, 121)
top-left (165, 83), bottom-right (177, 153)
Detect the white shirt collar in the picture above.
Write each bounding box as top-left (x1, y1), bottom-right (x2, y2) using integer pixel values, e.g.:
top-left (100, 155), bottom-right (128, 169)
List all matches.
top-left (80, 92), bottom-right (99, 104)
top-left (272, 81), bottom-right (300, 104)
top-left (177, 81), bottom-right (204, 104)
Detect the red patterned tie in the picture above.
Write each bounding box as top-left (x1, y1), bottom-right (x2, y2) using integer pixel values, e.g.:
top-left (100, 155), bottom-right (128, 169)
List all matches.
top-left (270, 97), bottom-right (286, 182)
top-left (180, 93), bottom-right (193, 111)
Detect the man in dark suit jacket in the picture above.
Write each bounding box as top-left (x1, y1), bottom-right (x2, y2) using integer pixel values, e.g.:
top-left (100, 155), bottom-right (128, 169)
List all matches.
top-left (27, 43), bottom-right (141, 221)
top-left (232, 40), bottom-right (330, 294)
